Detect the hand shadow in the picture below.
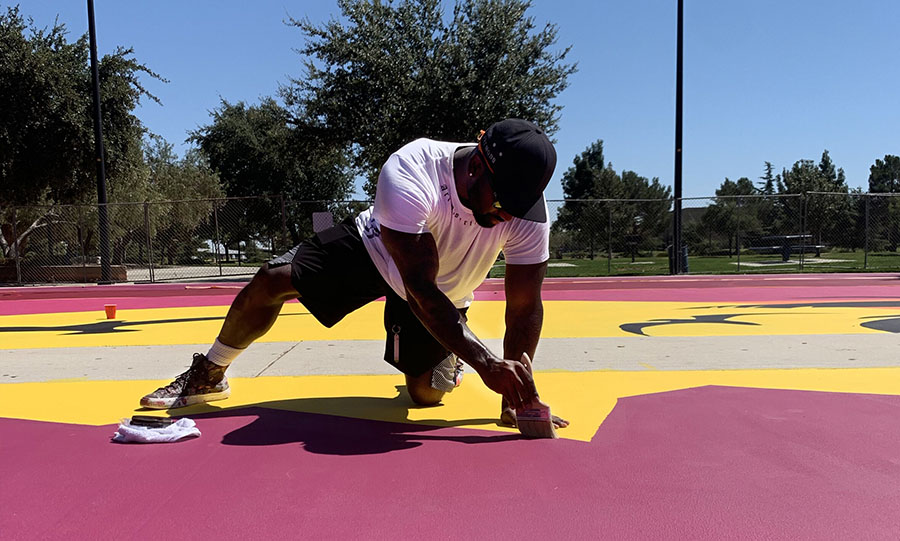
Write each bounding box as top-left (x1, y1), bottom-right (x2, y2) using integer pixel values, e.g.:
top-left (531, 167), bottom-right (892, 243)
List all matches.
top-left (160, 385), bottom-right (520, 455)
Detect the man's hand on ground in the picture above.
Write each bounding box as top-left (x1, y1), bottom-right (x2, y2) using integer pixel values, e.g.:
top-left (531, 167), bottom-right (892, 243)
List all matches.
top-left (498, 354), bottom-right (569, 429)
top-left (501, 401), bottom-right (569, 429)
top-left (478, 356), bottom-right (537, 411)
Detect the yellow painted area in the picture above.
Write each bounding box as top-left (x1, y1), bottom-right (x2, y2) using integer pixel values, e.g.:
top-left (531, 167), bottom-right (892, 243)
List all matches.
top-left (3, 367), bottom-right (900, 442)
top-left (1, 300), bottom-right (895, 349)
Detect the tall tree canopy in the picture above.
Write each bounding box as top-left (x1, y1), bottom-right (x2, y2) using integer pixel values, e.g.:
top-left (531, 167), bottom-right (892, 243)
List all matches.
top-left (554, 140), bottom-right (671, 257)
top-left (776, 150), bottom-right (854, 246)
top-left (0, 7), bottom-right (229, 261)
top-left (0, 6), bottom-right (162, 207)
top-left (778, 150), bottom-right (848, 195)
top-left (868, 155), bottom-right (900, 193)
top-left (698, 177), bottom-right (764, 254)
top-left (0, 6), bottom-right (169, 260)
top-left (285, 0), bottom-right (576, 194)
top-left (191, 98), bottom-right (355, 244)
top-left (759, 161), bottom-right (777, 195)
top-left (866, 155), bottom-right (900, 251)
top-left (191, 98), bottom-right (352, 202)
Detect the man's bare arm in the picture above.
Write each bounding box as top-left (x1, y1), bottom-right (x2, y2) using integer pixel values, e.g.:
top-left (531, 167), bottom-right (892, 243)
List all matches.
top-left (501, 260), bottom-right (569, 428)
top-left (502, 261), bottom-right (547, 363)
top-left (380, 226), bottom-right (537, 409)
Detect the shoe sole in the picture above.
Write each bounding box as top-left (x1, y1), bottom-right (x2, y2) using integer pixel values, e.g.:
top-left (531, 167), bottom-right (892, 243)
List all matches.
top-left (140, 388), bottom-right (231, 410)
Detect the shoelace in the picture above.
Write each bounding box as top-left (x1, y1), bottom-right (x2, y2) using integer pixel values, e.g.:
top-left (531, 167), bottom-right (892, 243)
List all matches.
top-left (160, 354), bottom-right (204, 393)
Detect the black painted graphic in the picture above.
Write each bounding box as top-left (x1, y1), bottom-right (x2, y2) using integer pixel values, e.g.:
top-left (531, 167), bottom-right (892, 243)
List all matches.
top-left (620, 314), bottom-right (763, 336)
top-left (859, 315), bottom-right (900, 333)
top-left (620, 299), bottom-right (900, 336)
top-left (0, 313), bottom-right (304, 335)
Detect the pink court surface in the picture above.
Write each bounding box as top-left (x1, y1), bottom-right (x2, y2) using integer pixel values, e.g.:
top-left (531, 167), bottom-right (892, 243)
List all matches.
top-left (3, 273), bottom-right (900, 539)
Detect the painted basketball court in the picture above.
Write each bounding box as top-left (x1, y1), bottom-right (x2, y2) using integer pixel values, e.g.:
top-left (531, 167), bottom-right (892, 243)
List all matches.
top-left (2, 274), bottom-right (900, 538)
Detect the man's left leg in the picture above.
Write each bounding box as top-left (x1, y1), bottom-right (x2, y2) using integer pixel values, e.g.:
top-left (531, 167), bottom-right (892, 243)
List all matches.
top-left (405, 354), bottom-right (464, 406)
top-left (405, 371), bottom-right (445, 407)
top-left (383, 292), bottom-right (466, 406)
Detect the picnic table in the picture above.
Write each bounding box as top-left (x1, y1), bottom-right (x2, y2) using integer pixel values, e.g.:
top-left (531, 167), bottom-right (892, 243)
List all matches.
top-left (749, 234), bottom-right (825, 262)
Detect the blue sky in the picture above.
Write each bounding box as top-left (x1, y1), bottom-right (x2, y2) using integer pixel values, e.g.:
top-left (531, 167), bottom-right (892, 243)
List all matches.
top-left (11, 1), bottom-right (900, 201)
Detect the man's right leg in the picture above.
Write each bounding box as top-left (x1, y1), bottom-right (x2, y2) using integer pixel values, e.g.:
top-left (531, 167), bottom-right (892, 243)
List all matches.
top-left (217, 262), bottom-right (299, 349)
top-left (140, 262), bottom-right (299, 409)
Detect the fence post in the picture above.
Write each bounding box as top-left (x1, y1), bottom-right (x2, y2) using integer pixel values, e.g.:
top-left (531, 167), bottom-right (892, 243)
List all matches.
top-left (46, 206), bottom-right (52, 262)
top-left (213, 200), bottom-right (223, 277)
top-left (12, 207), bottom-right (22, 284)
top-left (607, 203), bottom-right (612, 276)
top-left (864, 194), bottom-right (869, 270)
top-left (736, 198), bottom-right (742, 273)
top-left (144, 202), bottom-right (155, 283)
top-left (799, 193), bottom-right (806, 272)
top-left (280, 194), bottom-right (288, 252)
top-left (78, 204), bottom-right (86, 281)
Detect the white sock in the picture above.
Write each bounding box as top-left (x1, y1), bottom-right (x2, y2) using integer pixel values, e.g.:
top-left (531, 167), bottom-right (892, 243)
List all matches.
top-left (206, 338), bottom-right (245, 367)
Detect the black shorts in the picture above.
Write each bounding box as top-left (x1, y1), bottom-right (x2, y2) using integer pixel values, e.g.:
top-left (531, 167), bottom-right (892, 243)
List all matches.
top-left (269, 219), bottom-right (466, 377)
top-left (382, 289), bottom-right (468, 377)
top-left (272, 218), bottom-right (390, 328)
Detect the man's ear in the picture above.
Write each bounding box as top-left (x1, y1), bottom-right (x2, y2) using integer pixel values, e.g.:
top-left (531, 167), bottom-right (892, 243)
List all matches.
top-left (467, 149), bottom-right (481, 177)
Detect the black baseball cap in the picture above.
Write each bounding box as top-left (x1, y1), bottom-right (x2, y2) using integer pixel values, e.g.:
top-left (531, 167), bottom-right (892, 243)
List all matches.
top-left (477, 118), bottom-right (556, 223)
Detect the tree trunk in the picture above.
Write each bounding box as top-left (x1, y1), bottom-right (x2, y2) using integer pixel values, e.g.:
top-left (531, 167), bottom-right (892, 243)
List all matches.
top-left (3, 213), bottom-right (54, 259)
top-left (0, 216), bottom-right (10, 258)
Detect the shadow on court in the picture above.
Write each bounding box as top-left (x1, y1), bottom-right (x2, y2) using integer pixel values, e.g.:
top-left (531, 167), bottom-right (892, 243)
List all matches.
top-left (147, 385), bottom-right (519, 455)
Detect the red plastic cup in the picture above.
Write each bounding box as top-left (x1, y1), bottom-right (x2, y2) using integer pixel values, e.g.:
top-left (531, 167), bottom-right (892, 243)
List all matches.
top-left (104, 304), bottom-right (117, 319)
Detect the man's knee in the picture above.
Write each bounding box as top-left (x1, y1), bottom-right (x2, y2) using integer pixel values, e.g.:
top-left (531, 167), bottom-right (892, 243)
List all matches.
top-left (248, 262), bottom-right (298, 303)
top-left (405, 372), bottom-right (444, 406)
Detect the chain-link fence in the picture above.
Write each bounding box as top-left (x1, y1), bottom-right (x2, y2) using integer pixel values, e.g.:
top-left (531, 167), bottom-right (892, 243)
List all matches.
top-left (0, 196), bottom-right (373, 284)
top-left (549, 198), bottom-right (674, 276)
top-left (545, 193), bottom-right (900, 276)
top-left (5, 193), bottom-right (900, 284)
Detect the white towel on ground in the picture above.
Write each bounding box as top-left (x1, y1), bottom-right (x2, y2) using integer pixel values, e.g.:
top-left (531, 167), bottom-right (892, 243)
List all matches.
top-left (112, 418), bottom-right (201, 443)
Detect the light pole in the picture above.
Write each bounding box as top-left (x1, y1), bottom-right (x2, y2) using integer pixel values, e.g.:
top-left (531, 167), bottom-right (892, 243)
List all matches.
top-left (673, 0), bottom-right (684, 274)
top-left (87, 0), bottom-right (111, 283)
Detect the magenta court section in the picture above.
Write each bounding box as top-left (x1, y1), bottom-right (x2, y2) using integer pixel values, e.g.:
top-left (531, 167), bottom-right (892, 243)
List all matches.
top-left (0, 283), bottom-right (246, 316)
top-left (2, 386), bottom-right (899, 539)
top-left (5, 274), bottom-right (900, 315)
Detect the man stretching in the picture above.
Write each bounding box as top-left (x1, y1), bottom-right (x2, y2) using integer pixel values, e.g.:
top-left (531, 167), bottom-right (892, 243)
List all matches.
top-left (141, 118), bottom-right (567, 430)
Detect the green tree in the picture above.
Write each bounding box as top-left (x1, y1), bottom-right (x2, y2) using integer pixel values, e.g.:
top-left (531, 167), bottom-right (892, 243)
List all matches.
top-left (779, 151), bottom-right (847, 194)
top-left (867, 155), bottom-right (900, 251)
top-left (779, 150), bottom-right (855, 249)
top-left (286, 0), bottom-right (576, 195)
top-left (759, 161), bottom-right (776, 195)
top-left (701, 177), bottom-right (762, 255)
top-left (868, 155), bottom-right (900, 193)
top-left (191, 98), bottom-right (354, 244)
top-left (554, 141), bottom-right (615, 258)
top-left (140, 137), bottom-right (224, 265)
top-left (0, 6), bottom-right (162, 260)
top-left (555, 140), bottom-right (671, 258)
top-left (751, 162), bottom-right (781, 238)
top-left (618, 170), bottom-right (671, 255)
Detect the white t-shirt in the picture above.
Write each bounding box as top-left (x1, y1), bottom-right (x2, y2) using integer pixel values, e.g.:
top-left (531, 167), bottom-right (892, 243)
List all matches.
top-left (355, 138), bottom-right (549, 308)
